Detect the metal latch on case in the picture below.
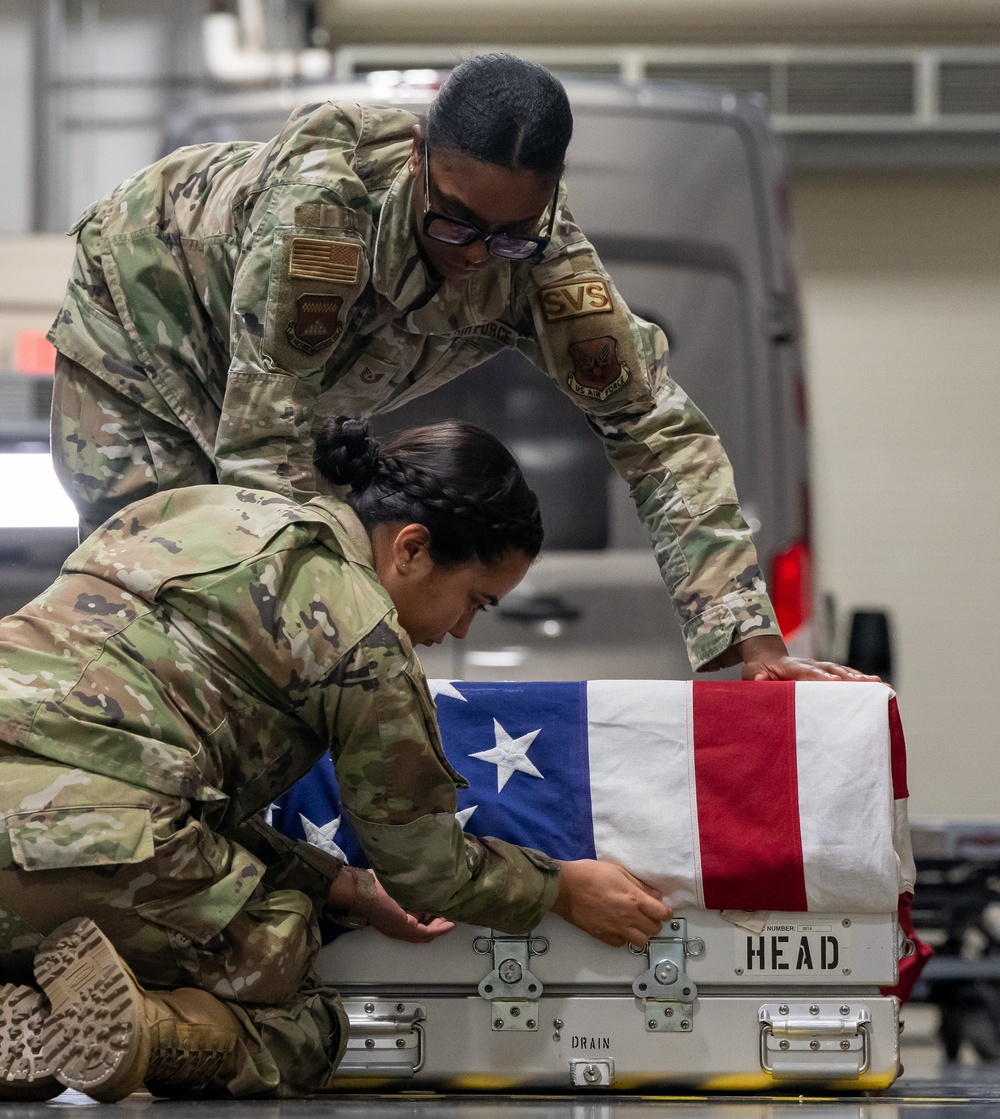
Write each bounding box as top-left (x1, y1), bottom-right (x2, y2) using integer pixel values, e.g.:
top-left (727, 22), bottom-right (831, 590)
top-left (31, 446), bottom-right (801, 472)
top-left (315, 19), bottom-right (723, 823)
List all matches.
top-left (474, 933), bottom-right (548, 1031)
top-left (570, 1058), bottom-right (615, 1087)
top-left (631, 917), bottom-right (704, 1033)
top-left (759, 1002), bottom-right (872, 1080)
top-left (338, 999), bottom-right (425, 1078)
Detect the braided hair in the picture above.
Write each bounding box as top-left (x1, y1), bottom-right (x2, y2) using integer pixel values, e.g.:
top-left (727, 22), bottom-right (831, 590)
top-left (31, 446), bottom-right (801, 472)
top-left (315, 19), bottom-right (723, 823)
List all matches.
top-left (426, 53), bottom-right (573, 176)
top-left (315, 417), bottom-right (543, 567)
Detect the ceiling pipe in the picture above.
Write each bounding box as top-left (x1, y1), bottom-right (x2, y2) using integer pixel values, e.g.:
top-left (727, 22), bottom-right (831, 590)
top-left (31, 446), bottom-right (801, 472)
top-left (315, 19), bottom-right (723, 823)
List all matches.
top-left (318, 0), bottom-right (1000, 46)
top-left (203, 1), bottom-right (332, 84)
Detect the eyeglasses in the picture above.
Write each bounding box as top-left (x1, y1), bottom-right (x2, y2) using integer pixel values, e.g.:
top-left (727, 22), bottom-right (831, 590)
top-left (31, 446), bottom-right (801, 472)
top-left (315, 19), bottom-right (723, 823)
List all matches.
top-left (421, 141), bottom-right (558, 262)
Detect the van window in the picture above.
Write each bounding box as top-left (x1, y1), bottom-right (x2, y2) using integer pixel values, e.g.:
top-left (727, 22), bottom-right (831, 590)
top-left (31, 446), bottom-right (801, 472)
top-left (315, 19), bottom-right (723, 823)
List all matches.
top-left (609, 260), bottom-right (755, 491)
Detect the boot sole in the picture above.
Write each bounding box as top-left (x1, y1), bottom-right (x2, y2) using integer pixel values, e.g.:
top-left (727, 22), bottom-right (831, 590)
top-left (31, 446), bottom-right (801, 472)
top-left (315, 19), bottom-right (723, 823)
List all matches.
top-left (34, 917), bottom-right (151, 1102)
top-left (0, 984), bottom-right (61, 1101)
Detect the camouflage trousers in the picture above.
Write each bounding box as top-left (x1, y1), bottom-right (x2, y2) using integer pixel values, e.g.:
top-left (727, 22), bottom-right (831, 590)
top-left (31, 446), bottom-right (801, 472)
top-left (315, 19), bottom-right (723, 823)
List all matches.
top-left (51, 353), bottom-right (215, 541)
top-left (0, 749), bottom-right (347, 1097)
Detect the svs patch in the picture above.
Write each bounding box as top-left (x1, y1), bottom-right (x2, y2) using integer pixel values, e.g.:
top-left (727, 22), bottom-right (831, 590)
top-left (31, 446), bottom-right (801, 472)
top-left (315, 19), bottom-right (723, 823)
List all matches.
top-left (539, 278), bottom-right (613, 323)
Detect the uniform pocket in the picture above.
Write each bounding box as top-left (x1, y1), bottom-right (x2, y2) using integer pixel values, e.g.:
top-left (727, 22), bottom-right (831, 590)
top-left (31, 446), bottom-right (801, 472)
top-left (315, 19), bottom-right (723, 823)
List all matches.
top-left (6, 805), bottom-right (154, 871)
top-left (381, 338), bottom-right (484, 412)
top-left (134, 821), bottom-right (266, 945)
top-left (262, 227), bottom-right (370, 376)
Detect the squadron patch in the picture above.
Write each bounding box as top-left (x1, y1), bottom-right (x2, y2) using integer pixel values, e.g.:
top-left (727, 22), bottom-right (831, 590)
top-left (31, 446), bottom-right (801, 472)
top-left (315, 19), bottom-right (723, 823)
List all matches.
top-left (539, 278), bottom-right (613, 323)
top-left (567, 336), bottom-right (630, 401)
top-left (286, 293), bottom-right (343, 354)
top-left (289, 237), bottom-right (361, 284)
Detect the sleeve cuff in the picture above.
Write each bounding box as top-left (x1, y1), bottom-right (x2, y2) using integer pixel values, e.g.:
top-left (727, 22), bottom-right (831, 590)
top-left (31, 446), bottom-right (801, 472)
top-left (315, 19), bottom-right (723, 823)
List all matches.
top-left (347, 811), bottom-right (561, 934)
top-left (684, 593), bottom-right (780, 672)
top-left (229, 814), bottom-right (345, 908)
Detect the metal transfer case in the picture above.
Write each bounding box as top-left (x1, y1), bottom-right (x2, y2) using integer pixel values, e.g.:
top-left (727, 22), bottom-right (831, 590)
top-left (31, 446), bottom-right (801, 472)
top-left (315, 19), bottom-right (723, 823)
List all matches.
top-left (317, 910), bottom-right (903, 1091)
top-left (277, 678), bottom-right (918, 1092)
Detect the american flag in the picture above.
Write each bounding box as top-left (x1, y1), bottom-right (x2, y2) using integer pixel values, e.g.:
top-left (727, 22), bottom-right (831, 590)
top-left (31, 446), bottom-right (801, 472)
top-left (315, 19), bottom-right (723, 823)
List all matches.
top-left (272, 680), bottom-right (914, 915)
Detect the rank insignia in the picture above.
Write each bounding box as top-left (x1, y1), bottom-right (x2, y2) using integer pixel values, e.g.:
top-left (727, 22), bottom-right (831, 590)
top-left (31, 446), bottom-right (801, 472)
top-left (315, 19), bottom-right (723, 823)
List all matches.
top-left (289, 237), bottom-right (361, 284)
top-left (358, 365), bottom-right (384, 384)
top-left (540, 278), bottom-right (613, 323)
top-left (567, 336), bottom-right (630, 401)
top-left (286, 293), bottom-right (343, 354)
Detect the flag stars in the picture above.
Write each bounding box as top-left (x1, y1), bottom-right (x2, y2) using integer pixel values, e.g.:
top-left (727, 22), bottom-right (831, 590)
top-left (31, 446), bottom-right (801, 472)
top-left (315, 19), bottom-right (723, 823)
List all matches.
top-left (428, 680), bottom-right (467, 703)
top-left (300, 813), bottom-right (347, 862)
top-left (471, 719), bottom-right (544, 793)
top-left (455, 804), bottom-right (478, 828)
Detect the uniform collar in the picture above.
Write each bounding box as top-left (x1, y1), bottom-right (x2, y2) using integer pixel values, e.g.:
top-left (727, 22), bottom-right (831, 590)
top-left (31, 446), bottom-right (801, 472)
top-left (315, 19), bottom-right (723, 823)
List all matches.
top-left (303, 497), bottom-right (375, 569)
top-left (372, 162), bottom-right (513, 334)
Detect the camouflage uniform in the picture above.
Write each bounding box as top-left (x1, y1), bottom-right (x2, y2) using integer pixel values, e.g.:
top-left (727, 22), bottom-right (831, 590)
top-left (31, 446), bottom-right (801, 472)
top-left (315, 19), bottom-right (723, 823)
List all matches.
top-left (48, 100), bottom-right (778, 672)
top-left (0, 486), bottom-right (559, 1096)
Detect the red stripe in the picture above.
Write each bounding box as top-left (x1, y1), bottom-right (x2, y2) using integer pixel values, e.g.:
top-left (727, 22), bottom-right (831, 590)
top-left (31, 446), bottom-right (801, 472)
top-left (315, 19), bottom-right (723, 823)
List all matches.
top-left (693, 681), bottom-right (808, 911)
top-left (888, 695), bottom-right (908, 799)
top-left (881, 893), bottom-right (933, 1002)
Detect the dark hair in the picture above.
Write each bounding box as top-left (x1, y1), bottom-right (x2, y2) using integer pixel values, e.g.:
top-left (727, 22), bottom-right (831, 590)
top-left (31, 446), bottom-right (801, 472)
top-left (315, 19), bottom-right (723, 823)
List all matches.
top-left (426, 53), bottom-right (573, 176)
top-left (315, 417), bottom-right (543, 566)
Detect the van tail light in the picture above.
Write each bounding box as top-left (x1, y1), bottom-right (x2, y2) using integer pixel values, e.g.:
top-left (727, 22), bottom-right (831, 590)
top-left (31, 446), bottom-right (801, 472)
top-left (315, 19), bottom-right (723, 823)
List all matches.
top-left (14, 331), bottom-right (57, 376)
top-left (770, 538), bottom-right (812, 649)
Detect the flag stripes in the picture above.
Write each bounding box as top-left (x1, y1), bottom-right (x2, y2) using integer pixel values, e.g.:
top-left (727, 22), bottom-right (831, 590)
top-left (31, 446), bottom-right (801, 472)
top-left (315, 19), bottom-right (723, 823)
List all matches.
top-left (692, 682), bottom-right (808, 912)
top-left (273, 680), bottom-right (912, 915)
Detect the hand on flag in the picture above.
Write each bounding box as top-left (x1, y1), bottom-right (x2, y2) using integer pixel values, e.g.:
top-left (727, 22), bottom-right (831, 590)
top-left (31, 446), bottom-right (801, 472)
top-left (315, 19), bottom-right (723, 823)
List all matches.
top-left (287, 679), bottom-right (909, 927)
top-left (737, 635), bottom-right (881, 683)
top-left (551, 859), bottom-right (672, 948)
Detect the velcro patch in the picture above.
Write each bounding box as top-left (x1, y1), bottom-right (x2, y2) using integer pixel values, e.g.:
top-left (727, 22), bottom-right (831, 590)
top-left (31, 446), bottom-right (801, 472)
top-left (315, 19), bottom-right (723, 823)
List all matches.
top-left (289, 238), bottom-right (361, 284)
top-left (294, 203), bottom-right (357, 231)
top-left (567, 335), bottom-right (630, 401)
top-left (539, 278), bottom-right (613, 323)
top-left (286, 293), bottom-right (344, 355)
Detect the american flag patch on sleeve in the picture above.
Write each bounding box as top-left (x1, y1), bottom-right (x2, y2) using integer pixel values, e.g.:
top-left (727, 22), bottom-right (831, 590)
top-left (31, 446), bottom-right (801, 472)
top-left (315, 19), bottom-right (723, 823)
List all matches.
top-left (289, 237), bottom-right (362, 284)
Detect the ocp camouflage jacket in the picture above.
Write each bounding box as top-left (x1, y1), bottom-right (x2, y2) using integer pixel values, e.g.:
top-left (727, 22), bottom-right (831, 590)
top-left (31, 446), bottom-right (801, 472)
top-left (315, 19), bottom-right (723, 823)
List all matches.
top-left (0, 486), bottom-right (560, 932)
top-left (48, 100), bottom-right (779, 670)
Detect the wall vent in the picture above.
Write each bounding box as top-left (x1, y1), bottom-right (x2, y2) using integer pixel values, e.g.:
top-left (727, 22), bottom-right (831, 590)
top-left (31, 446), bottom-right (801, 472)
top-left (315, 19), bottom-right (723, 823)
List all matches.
top-left (645, 63), bottom-right (771, 100)
top-left (784, 62), bottom-right (914, 116)
top-left (332, 45), bottom-right (1000, 137)
top-left (940, 62), bottom-right (1000, 115)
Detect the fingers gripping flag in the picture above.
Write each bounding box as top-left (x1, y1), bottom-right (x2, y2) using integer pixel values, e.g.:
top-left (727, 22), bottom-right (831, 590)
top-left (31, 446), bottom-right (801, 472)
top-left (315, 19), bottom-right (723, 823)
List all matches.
top-left (271, 680), bottom-right (914, 914)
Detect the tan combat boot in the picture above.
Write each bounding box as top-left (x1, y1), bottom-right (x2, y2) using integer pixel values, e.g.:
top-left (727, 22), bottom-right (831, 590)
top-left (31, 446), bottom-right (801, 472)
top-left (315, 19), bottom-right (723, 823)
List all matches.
top-left (0, 983), bottom-right (62, 1100)
top-left (34, 917), bottom-right (242, 1102)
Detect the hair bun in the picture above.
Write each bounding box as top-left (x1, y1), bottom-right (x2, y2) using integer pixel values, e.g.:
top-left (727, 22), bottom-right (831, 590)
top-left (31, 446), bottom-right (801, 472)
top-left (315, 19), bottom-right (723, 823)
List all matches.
top-left (314, 416), bottom-right (381, 490)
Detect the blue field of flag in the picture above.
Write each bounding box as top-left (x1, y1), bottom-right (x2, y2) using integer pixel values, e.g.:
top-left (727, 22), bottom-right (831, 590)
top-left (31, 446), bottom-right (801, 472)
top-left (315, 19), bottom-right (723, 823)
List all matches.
top-left (271, 680), bottom-right (597, 872)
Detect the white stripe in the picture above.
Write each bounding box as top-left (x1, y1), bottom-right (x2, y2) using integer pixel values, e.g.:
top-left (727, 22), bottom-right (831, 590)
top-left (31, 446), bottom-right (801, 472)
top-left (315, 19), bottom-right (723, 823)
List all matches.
top-left (586, 680), bottom-right (700, 908)
top-left (684, 682), bottom-right (706, 908)
top-left (794, 682), bottom-right (899, 912)
top-left (894, 798), bottom-right (916, 895)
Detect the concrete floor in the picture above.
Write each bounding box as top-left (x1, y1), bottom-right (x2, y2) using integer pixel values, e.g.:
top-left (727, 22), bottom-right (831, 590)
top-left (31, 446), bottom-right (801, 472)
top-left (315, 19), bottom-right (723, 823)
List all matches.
top-left (5, 1075), bottom-right (1000, 1119)
top-left (6, 1011), bottom-right (1000, 1119)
